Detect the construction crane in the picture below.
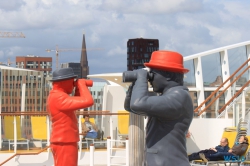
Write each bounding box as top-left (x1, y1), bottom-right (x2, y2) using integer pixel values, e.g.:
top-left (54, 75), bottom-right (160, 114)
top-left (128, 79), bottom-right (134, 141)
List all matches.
top-left (0, 32), bottom-right (24, 66)
top-left (0, 32), bottom-right (25, 38)
top-left (46, 45), bottom-right (103, 69)
top-left (0, 58), bottom-right (14, 66)
top-left (7, 58), bottom-right (14, 66)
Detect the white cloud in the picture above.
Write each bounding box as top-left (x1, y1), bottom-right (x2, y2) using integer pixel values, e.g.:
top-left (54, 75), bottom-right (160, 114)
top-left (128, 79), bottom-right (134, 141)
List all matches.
top-left (101, 0), bottom-right (202, 14)
top-left (0, 51), bottom-right (4, 59)
top-left (89, 32), bottom-right (100, 43)
top-left (107, 46), bottom-right (126, 57)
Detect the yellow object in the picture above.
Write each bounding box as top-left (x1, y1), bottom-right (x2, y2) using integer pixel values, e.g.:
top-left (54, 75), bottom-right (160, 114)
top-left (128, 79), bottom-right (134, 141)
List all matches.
top-left (117, 110), bottom-right (129, 135)
top-left (3, 116), bottom-right (29, 150)
top-left (81, 117), bottom-right (95, 124)
top-left (31, 116), bottom-right (47, 140)
top-left (4, 116), bottom-right (23, 140)
top-left (222, 129), bottom-right (237, 148)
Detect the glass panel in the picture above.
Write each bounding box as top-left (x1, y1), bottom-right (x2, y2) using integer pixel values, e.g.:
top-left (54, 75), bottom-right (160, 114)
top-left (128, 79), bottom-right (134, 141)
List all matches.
top-left (189, 91), bottom-right (198, 117)
top-left (201, 53), bottom-right (222, 87)
top-left (184, 60), bottom-right (196, 87)
top-left (204, 91), bottom-right (225, 118)
top-left (246, 90), bottom-right (250, 114)
top-left (228, 46), bottom-right (248, 86)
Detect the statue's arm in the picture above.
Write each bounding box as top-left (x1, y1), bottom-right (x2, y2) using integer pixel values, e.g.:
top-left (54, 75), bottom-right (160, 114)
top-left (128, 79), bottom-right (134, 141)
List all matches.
top-left (129, 70), bottom-right (192, 119)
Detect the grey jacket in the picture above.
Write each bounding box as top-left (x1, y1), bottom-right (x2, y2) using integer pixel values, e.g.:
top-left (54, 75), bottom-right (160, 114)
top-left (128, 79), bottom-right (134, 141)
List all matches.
top-left (125, 72), bottom-right (193, 166)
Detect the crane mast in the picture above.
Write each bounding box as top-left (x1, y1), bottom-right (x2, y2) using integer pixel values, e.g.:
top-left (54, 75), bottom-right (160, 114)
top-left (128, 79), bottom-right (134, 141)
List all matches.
top-left (46, 45), bottom-right (103, 69)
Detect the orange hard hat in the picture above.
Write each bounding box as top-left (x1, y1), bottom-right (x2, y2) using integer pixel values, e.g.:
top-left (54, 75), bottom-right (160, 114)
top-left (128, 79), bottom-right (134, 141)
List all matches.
top-left (144, 50), bottom-right (189, 73)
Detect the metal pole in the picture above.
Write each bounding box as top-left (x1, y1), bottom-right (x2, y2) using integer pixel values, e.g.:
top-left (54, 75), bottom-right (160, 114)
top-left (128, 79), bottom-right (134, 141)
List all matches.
top-left (126, 138), bottom-right (129, 166)
top-left (14, 116), bottom-right (17, 153)
top-left (107, 137), bottom-right (111, 166)
top-left (109, 115), bottom-right (113, 141)
top-left (242, 91), bottom-right (246, 119)
top-left (21, 83), bottom-right (26, 138)
top-left (78, 111), bottom-right (83, 159)
top-left (129, 113), bottom-right (144, 166)
top-left (90, 144), bottom-right (94, 166)
top-left (46, 115), bottom-right (50, 159)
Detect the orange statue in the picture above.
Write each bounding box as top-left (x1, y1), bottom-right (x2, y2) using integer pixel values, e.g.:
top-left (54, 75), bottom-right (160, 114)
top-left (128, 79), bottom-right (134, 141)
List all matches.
top-left (47, 68), bottom-right (94, 166)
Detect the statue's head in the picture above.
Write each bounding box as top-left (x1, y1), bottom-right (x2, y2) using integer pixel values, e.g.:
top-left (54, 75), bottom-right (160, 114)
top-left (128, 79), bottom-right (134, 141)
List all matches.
top-left (144, 50), bottom-right (189, 73)
top-left (51, 68), bottom-right (77, 82)
top-left (50, 68), bottom-right (78, 94)
top-left (144, 51), bottom-right (189, 92)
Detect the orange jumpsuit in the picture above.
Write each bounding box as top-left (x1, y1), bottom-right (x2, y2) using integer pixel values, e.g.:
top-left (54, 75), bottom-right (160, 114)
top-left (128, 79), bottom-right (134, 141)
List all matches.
top-left (47, 78), bottom-right (93, 166)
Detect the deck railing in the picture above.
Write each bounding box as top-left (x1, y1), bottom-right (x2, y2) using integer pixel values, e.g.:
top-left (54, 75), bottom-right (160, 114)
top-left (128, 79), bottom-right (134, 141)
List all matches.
top-left (194, 58), bottom-right (250, 117)
top-left (0, 146), bottom-right (50, 166)
top-left (0, 111), bottom-right (129, 165)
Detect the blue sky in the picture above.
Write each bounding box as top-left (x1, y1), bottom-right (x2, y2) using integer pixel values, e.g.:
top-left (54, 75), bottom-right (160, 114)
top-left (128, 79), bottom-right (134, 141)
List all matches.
top-left (0, 0), bottom-right (250, 74)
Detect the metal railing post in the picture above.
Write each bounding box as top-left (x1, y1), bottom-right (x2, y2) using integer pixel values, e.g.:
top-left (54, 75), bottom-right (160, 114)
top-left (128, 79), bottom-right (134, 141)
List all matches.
top-left (242, 91), bottom-right (246, 120)
top-left (126, 138), bottom-right (129, 166)
top-left (90, 144), bottom-right (94, 166)
top-left (78, 112), bottom-right (83, 159)
top-left (14, 116), bottom-right (17, 153)
top-left (107, 137), bottom-right (111, 166)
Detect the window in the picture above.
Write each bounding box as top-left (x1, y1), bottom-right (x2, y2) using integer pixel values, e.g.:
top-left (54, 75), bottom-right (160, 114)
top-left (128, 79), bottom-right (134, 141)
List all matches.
top-left (148, 42), bottom-right (154, 45)
top-left (131, 47), bottom-right (134, 52)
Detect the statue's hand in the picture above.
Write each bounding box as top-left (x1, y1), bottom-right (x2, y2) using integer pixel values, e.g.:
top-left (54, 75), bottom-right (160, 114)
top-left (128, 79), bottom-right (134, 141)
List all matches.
top-left (126, 82), bottom-right (134, 98)
top-left (136, 69), bottom-right (148, 79)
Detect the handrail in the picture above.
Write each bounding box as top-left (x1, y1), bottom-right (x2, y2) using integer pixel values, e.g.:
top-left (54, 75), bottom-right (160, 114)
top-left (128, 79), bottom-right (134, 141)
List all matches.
top-left (216, 87), bottom-right (250, 118)
top-left (218, 80), bottom-right (250, 114)
top-left (245, 107), bottom-right (250, 117)
top-left (0, 111), bottom-right (109, 116)
top-left (0, 111), bottom-right (130, 116)
top-left (194, 58), bottom-right (250, 113)
top-left (198, 65), bottom-right (250, 116)
top-left (0, 146), bottom-right (50, 166)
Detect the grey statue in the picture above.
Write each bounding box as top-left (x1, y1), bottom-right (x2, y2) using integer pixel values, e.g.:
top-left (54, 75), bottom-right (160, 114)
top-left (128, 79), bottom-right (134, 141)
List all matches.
top-left (124, 50), bottom-right (193, 166)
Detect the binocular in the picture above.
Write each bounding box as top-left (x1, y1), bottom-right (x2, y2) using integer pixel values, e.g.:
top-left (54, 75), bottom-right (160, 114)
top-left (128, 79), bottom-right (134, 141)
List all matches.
top-left (122, 70), bottom-right (154, 82)
top-left (75, 79), bottom-right (93, 87)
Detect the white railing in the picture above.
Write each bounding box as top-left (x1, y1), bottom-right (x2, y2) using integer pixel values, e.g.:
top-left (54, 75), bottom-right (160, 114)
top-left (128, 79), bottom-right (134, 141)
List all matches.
top-left (217, 85), bottom-right (250, 126)
top-left (107, 137), bottom-right (129, 166)
top-left (183, 41), bottom-right (250, 119)
top-left (90, 144), bottom-right (94, 166)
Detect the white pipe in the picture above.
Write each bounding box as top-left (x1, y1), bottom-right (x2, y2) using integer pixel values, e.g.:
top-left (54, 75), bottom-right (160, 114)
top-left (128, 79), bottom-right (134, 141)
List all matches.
top-left (109, 115), bottom-right (113, 141)
top-left (46, 115), bottom-right (50, 159)
top-left (126, 139), bottom-right (129, 166)
top-left (225, 107), bottom-right (228, 119)
top-left (107, 137), bottom-right (111, 166)
top-left (14, 116), bottom-right (17, 153)
top-left (21, 83), bottom-right (26, 138)
top-left (242, 91), bottom-right (246, 119)
top-left (78, 110), bottom-right (83, 159)
top-left (46, 116), bottom-right (50, 146)
top-left (90, 144), bottom-right (94, 166)
top-left (215, 92), bottom-right (219, 117)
